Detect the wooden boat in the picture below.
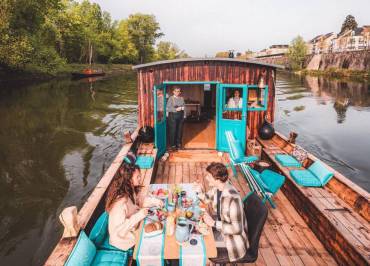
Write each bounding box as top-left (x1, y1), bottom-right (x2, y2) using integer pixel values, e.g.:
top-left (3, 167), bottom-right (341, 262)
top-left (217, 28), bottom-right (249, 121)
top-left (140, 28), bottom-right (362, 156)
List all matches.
top-left (71, 42), bottom-right (105, 79)
top-left (71, 69), bottom-right (105, 79)
top-left (45, 58), bottom-right (369, 266)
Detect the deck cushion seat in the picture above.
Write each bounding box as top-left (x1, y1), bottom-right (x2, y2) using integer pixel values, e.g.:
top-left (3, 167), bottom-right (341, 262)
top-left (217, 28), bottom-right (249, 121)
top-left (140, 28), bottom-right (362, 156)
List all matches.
top-left (290, 169), bottom-right (322, 187)
top-left (65, 231), bottom-right (96, 266)
top-left (89, 212), bottom-right (108, 247)
top-left (135, 156), bottom-right (154, 169)
top-left (275, 154), bottom-right (302, 167)
top-left (260, 169), bottom-right (286, 195)
top-left (308, 161), bottom-right (334, 186)
top-left (250, 168), bottom-right (285, 195)
top-left (290, 161), bottom-right (334, 187)
top-left (92, 250), bottom-right (129, 266)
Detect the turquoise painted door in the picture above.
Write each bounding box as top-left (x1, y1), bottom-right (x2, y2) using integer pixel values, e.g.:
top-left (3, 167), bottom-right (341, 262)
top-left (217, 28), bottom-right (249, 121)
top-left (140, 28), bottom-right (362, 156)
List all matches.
top-left (216, 84), bottom-right (248, 151)
top-left (154, 84), bottom-right (166, 157)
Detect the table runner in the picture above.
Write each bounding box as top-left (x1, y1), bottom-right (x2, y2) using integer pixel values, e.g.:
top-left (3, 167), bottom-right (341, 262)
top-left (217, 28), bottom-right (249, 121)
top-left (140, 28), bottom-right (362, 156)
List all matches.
top-left (136, 184), bottom-right (168, 266)
top-left (179, 234), bottom-right (206, 266)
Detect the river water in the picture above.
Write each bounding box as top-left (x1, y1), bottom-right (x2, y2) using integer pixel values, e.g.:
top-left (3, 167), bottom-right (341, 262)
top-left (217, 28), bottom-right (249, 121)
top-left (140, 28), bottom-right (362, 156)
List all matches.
top-left (0, 71), bottom-right (369, 265)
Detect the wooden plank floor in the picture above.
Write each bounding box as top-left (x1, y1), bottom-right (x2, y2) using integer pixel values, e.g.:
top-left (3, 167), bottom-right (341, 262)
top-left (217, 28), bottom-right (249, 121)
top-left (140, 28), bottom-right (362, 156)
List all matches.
top-left (153, 150), bottom-right (337, 266)
top-left (183, 119), bottom-right (216, 149)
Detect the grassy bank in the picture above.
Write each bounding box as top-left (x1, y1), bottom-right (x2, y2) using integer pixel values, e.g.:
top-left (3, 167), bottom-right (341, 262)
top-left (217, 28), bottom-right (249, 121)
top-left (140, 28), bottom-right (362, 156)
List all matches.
top-left (0, 64), bottom-right (133, 85)
top-left (299, 68), bottom-right (370, 82)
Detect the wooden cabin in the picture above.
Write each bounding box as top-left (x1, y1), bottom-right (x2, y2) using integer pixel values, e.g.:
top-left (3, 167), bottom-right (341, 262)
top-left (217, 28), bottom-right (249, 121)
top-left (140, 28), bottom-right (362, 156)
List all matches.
top-left (133, 58), bottom-right (277, 153)
top-left (45, 58), bottom-right (369, 266)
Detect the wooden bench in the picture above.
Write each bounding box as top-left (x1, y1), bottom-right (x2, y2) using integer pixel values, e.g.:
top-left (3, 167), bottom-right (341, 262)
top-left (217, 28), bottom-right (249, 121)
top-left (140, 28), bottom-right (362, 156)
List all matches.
top-left (259, 143), bottom-right (370, 266)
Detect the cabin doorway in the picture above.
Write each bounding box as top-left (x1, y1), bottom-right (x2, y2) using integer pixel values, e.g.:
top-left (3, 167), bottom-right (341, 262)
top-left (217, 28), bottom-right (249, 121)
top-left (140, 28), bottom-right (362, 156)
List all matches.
top-left (166, 83), bottom-right (217, 149)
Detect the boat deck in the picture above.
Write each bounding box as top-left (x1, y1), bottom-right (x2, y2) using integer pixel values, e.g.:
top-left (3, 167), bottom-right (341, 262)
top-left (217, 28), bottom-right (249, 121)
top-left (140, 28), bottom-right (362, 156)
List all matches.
top-left (138, 145), bottom-right (337, 266)
top-left (258, 136), bottom-right (370, 265)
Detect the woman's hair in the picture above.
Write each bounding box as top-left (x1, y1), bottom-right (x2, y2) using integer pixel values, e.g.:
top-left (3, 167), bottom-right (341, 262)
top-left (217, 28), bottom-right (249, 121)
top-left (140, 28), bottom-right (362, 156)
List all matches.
top-left (206, 162), bottom-right (229, 183)
top-left (105, 162), bottom-right (141, 211)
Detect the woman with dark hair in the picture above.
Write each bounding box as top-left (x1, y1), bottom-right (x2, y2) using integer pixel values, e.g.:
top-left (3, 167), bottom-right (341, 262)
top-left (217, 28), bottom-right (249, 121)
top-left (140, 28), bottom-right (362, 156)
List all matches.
top-left (106, 159), bottom-right (163, 251)
top-left (194, 162), bottom-right (248, 264)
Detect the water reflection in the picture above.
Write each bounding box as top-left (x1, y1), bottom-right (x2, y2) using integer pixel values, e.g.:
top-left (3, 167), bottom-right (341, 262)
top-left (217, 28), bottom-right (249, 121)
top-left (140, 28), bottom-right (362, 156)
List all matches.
top-left (276, 71), bottom-right (370, 192)
top-left (0, 73), bottom-right (137, 265)
top-left (303, 75), bottom-right (370, 123)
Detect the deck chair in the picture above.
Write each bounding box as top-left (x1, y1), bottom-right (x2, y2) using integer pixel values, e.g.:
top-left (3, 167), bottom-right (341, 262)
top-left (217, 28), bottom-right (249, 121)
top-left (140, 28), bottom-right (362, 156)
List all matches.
top-left (225, 131), bottom-right (285, 208)
top-left (240, 164), bottom-right (285, 208)
top-left (225, 131), bottom-right (258, 177)
top-left (213, 193), bottom-right (268, 266)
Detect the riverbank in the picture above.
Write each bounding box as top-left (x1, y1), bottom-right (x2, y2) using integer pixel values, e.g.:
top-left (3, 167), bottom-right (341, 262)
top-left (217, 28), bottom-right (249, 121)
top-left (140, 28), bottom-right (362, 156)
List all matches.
top-left (297, 68), bottom-right (370, 83)
top-left (0, 64), bottom-right (133, 86)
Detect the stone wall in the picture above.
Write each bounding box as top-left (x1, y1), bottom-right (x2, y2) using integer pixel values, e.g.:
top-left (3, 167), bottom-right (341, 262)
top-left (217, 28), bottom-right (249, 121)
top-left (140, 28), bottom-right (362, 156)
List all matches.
top-left (304, 50), bottom-right (370, 71)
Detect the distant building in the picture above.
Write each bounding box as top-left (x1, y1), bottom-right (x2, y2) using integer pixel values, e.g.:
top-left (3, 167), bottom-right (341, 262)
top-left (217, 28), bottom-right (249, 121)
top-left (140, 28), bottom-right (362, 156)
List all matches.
top-left (307, 33), bottom-right (336, 54)
top-left (255, 45), bottom-right (289, 57)
top-left (332, 26), bottom-right (370, 52)
top-left (307, 26), bottom-right (370, 54)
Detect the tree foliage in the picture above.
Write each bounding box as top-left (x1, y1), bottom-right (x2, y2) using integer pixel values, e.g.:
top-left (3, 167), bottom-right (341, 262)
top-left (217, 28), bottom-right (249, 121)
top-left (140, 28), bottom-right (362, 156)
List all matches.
top-left (0, 1), bottom-right (187, 74)
top-left (155, 41), bottom-right (189, 61)
top-left (215, 51), bottom-right (229, 58)
top-left (287, 36), bottom-right (307, 70)
top-left (126, 13), bottom-right (164, 63)
top-left (340, 15), bottom-right (358, 34)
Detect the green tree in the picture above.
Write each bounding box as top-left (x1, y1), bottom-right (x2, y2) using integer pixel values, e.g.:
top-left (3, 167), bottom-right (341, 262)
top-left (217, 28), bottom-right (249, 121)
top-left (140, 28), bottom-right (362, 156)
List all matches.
top-left (126, 13), bottom-right (164, 63)
top-left (215, 51), bottom-right (229, 58)
top-left (0, 0), bottom-right (64, 71)
top-left (287, 36), bottom-right (307, 70)
top-left (155, 41), bottom-right (189, 60)
top-left (110, 20), bottom-right (138, 63)
top-left (340, 15), bottom-right (358, 34)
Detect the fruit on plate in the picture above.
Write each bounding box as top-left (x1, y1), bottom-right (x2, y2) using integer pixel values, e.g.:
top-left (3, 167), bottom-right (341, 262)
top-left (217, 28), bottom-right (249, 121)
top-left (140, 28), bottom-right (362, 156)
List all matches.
top-left (155, 208), bottom-right (168, 221)
top-left (185, 210), bottom-right (193, 219)
top-left (152, 188), bottom-right (169, 198)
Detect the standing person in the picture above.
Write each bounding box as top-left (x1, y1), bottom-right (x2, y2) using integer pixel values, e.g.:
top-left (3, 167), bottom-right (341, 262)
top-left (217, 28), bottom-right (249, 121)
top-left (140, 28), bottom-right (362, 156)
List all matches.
top-left (167, 87), bottom-right (185, 150)
top-left (105, 158), bottom-right (163, 251)
top-left (193, 162), bottom-right (248, 264)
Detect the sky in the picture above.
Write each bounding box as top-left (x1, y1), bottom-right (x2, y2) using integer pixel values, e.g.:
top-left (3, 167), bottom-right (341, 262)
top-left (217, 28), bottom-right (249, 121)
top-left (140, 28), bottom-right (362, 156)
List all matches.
top-left (90, 0), bottom-right (370, 57)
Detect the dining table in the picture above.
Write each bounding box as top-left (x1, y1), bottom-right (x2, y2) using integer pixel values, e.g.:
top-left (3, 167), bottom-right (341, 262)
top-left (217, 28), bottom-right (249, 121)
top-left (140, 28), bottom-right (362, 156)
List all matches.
top-left (133, 183), bottom-right (218, 266)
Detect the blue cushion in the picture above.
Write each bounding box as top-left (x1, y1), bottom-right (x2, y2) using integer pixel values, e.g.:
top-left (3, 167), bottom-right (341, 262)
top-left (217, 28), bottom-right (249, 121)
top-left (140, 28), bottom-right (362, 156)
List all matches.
top-left (308, 161), bottom-right (334, 186)
top-left (65, 231), bottom-right (97, 266)
top-left (275, 154), bottom-right (302, 167)
top-left (135, 156), bottom-right (154, 169)
top-left (249, 168), bottom-right (270, 191)
top-left (230, 139), bottom-right (244, 160)
top-left (290, 169), bottom-right (322, 187)
top-left (89, 212), bottom-right (108, 247)
top-left (92, 250), bottom-right (129, 266)
top-left (100, 235), bottom-right (122, 252)
top-left (260, 169), bottom-right (285, 194)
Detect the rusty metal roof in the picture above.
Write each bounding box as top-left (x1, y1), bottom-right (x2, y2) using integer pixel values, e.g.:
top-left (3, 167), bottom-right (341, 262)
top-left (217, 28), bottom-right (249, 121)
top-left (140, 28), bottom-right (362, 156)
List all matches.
top-left (132, 57), bottom-right (284, 70)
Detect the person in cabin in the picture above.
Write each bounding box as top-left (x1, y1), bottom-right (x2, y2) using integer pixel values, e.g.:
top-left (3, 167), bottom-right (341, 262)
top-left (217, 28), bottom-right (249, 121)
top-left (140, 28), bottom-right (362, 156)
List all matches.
top-left (166, 87), bottom-right (185, 150)
top-left (227, 89), bottom-right (243, 108)
top-left (193, 162), bottom-right (249, 264)
top-left (105, 154), bottom-right (163, 251)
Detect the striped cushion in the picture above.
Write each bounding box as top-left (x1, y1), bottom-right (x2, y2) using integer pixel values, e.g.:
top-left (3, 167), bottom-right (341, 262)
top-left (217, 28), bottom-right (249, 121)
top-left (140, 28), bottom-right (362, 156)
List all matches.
top-left (290, 170), bottom-right (322, 187)
top-left (275, 154), bottom-right (302, 167)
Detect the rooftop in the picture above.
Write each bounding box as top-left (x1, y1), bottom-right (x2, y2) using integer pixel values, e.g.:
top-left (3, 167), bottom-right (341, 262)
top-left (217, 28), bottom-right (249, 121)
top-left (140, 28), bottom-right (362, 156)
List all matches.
top-left (132, 57), bottom-right (283, 70)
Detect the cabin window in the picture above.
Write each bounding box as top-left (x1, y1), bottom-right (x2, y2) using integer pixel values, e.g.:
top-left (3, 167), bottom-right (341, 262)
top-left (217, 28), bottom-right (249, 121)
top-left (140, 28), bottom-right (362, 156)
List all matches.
top-left (222, 87), bottom-right (242, 120)
top-left (247, 85), bottom-right (268, 111)
top-left (156, 87), bottom-right (165, 122)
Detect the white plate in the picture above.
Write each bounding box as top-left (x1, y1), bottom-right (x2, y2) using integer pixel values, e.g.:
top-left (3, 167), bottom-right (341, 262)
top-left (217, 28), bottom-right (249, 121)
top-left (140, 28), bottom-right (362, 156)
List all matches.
top-left (144, 228), bottom-right (163, 238)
